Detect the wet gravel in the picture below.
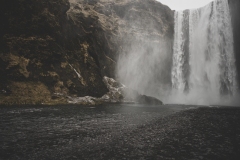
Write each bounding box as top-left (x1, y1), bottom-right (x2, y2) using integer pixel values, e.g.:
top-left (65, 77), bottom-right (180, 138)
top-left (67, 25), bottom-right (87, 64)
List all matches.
top-left (0, 105), bottom-right (240, 160)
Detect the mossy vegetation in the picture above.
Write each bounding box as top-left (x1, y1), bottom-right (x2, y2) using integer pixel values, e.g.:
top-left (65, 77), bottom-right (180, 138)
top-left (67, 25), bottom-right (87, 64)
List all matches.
top-left (0, 82), bottom-right (51, 105)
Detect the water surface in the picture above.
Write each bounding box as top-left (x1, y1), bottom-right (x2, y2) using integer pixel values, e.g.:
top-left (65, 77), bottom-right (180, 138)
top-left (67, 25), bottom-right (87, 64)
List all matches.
top-left (1, 104), bottom-right (240, 159)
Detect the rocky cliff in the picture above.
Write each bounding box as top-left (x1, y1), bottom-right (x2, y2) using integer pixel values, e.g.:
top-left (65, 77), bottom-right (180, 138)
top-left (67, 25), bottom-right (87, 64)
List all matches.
top-left (0, 0), bottom-right (174, 105)
top-left (229, 0), bottom-right (240, 85)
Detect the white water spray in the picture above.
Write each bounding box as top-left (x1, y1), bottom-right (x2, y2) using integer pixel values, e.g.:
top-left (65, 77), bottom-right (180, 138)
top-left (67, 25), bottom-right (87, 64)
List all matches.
top-left (171, 0), bottom-right (238, 105)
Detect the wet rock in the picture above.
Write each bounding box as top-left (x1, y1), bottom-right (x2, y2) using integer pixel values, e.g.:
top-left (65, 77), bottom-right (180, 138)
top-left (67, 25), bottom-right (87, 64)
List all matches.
top-left (68, 96), bottom-right (101, 105)
top-left (101, 76), bottom-right (125, 103)
top-left (136, 95), bottom-right (163, 105)
top-left (229, 0), bottom-right (240, 85)
top-left (68, 76), bottom-right (163, 105)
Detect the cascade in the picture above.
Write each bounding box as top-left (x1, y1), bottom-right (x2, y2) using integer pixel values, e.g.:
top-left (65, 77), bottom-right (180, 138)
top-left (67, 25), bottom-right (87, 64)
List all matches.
top-left (172, 0), bottom-right (238, 104)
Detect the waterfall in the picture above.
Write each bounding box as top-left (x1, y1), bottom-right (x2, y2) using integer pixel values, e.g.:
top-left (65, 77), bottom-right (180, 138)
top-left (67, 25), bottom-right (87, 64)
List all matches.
top-left (171, 0), bottom-right (238, 104)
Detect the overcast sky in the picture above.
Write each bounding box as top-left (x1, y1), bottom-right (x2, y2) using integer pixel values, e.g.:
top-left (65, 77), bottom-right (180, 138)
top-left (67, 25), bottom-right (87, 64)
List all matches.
top-left (157, 0), bottom-right (214, 11)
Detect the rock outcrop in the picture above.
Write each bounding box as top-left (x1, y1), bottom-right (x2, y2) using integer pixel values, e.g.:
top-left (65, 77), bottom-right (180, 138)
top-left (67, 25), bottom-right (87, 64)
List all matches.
top-left (229, 0), bottom-right (240, 85)
top-left (0, 0), bottom-right (174, 105)
top-left (68, 76), bottom-right (163, 105)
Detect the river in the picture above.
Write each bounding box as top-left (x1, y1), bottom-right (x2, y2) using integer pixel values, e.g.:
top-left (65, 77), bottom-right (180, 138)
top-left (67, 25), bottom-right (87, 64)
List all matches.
top-left (0, 104), bottom-right (240, 159)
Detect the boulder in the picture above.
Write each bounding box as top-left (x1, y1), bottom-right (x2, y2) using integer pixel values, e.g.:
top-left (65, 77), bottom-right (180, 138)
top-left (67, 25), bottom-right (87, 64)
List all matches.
top-left (136, 95), bottom-right (163, 105)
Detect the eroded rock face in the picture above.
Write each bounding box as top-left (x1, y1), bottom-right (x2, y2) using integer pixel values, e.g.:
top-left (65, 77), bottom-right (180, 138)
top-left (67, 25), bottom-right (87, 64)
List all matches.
top-left (66, 0), bottom-right (174, 78)
top-left (0, 0), bottom-right (173, 105)
top-left (0, 0), bottom-right (107, 105)
top-left (229, 0), bottom-right (240, 85)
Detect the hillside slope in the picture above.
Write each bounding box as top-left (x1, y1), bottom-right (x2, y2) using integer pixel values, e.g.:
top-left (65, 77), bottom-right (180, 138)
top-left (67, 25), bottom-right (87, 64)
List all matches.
top-left (0, 0), bottom-right (174, 105)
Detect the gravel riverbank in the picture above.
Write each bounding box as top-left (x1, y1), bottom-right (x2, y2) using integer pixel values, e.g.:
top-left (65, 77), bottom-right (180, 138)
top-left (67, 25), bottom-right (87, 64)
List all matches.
top-left (0, 105), bottom-right (240, 159)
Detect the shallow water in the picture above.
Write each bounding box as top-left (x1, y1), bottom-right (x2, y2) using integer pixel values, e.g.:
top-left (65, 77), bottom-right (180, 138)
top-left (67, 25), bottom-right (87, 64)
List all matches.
top-left (0, 104), bottom-right (192, 159)
top-left (0, 104), bottom-right (240, 159)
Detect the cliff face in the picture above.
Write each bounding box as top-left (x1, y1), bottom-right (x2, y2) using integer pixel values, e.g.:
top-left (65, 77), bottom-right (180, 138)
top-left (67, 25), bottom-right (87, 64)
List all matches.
top-left (68, 0), bottom-right (174, 99)
top-left (229, 0), bottom-right (240, 85)
top-left (0, 0), bottom-right (174, 105)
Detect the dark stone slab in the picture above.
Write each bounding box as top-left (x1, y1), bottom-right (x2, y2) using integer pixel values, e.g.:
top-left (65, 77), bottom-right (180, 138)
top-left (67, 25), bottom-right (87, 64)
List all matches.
top-left (137, 94), bottom-right (163, 105)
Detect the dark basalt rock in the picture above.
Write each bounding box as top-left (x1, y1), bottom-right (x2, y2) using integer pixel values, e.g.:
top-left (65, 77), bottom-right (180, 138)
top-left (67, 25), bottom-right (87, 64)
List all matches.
top-left (229, 0), bottom-right (240, 86)
top-left (136, 94), bottom-right (163, 105)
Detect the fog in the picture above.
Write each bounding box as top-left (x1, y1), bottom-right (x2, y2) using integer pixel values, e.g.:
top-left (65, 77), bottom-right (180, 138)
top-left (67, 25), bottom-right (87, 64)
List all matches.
top-left (116, 0), bottom-right (240, 106)
top-left (157, 0), bottom-right (214, 11)
top-left (117, 36), bottom-right (173, 102)
top-left (68, 0), bottom-right (240, 106)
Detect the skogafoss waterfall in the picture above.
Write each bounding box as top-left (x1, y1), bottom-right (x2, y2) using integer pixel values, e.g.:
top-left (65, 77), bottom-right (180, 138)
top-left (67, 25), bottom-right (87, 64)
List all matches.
top-left (171, 0), bottom-right (239, 105)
